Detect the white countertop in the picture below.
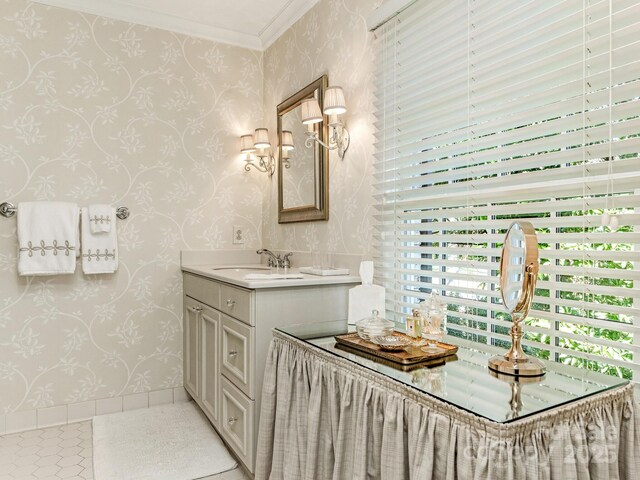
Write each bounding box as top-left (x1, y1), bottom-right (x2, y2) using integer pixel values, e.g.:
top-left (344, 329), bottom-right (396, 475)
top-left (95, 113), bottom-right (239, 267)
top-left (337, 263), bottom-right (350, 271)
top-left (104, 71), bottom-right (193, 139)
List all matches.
top-left (181, 264), bottom-right (361, 289)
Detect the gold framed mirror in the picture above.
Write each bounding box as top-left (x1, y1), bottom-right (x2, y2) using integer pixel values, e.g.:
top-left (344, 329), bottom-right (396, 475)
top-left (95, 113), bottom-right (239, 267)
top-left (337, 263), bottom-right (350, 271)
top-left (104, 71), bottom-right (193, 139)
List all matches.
top-left (488, 221), bottom-right (546, 377)
top-left (277, 75), bottom-right (329, 223)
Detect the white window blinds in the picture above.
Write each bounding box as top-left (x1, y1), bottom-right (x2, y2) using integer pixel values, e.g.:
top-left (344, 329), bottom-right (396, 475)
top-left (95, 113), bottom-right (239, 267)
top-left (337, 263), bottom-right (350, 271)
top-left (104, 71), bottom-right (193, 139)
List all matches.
top-left (373, 0), bottom-right (640, 380)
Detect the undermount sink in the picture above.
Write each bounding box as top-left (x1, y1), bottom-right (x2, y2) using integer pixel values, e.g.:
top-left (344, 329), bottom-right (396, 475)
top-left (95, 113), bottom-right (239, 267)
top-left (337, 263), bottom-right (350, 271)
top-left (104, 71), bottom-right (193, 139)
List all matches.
top-left (211, 265), bottom-right (271, 272)
top-left (243, 273), bottom-right (304, 280)
top-left (211, 265), bottom-right (304, 281)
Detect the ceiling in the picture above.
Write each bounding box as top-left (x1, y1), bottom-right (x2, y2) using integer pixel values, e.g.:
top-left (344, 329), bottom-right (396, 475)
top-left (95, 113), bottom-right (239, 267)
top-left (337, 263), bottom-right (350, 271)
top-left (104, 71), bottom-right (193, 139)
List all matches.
top-left (33, 0), bottom-right (319, 50)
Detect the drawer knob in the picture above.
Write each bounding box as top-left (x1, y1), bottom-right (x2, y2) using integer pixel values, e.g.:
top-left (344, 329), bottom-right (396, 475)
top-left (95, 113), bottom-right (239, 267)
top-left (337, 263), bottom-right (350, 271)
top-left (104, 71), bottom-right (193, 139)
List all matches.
top-left (226, 299), bottom-right (236, 308)
top-left (228, 350), bottom-right (238, 358)
top-left (190, 306), bottom-right (202, 312)
top-left (228, 416), bottom-right (237, 426)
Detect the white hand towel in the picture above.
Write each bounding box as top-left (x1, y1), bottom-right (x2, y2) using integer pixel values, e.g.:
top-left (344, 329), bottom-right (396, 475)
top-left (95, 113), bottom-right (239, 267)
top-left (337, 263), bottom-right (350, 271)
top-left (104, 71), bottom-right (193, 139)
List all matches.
top-left (17, 202), bottom-right (79, 276)
top-left (81, 207), bottom-right (118, 274)
top-left (88, 204), bottom-right (112, 233)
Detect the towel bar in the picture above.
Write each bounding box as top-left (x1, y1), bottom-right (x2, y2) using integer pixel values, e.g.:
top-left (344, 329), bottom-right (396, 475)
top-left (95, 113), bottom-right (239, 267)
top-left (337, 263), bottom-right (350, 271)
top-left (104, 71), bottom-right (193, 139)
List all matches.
top-left (0, 202), bottom-right (130, 220)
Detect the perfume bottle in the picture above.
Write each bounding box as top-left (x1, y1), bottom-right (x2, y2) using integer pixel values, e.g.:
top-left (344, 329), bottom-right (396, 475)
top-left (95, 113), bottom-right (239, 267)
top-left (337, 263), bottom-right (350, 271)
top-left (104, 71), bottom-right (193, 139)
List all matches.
top-left (406, 308), bottom-right (422, 338)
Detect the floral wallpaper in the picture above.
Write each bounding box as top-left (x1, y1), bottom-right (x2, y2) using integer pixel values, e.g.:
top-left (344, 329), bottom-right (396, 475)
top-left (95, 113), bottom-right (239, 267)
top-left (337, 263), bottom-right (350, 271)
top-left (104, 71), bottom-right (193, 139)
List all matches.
top-left (0, 0), bottom-right (264, 414)
top-left (262, 0), bottom-right (379, 256)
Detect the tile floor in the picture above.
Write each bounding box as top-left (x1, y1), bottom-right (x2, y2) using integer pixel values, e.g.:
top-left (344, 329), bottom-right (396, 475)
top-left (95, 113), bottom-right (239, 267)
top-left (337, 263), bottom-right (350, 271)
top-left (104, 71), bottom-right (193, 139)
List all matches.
top-left (0, 421), bottom-right (250, 480)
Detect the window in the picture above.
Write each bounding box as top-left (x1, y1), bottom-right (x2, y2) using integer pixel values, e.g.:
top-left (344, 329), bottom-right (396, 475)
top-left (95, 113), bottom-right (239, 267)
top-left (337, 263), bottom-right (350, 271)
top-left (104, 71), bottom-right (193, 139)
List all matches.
top-left (373, 0), bottom-right (640, 381)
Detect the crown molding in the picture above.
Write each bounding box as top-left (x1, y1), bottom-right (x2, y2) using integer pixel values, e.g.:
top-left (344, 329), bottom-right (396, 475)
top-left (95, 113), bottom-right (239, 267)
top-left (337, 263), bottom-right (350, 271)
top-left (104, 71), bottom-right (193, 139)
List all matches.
top-left (32, 0), bottom-right (276, 50)
top-left (259, 0), bottom-right (319, 51)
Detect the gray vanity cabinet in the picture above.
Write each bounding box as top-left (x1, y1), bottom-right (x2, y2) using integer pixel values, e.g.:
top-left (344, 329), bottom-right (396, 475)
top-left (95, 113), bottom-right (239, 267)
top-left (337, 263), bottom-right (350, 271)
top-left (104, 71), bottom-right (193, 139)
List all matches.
top-left (183, 270), bottom-right (355, 474)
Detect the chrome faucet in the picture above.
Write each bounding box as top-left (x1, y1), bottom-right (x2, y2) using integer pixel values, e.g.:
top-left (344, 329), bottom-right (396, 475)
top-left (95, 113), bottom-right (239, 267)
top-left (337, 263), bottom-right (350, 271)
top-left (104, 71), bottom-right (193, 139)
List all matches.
top-left (256, 249), bottom-right (293, 269)
top-left (257, 249), bottom-right (279, 268)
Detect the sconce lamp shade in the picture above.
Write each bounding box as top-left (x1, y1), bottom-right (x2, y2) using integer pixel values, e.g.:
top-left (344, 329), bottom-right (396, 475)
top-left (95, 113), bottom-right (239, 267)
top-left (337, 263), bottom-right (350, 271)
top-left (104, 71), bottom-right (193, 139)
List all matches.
top-left (254, 128), bottom-right (271, 149)
top-left (281, 130), bottom-right (294, 151)
top-left (323, 86), bottom-right (347, 115)
top-left (301, 98), bottom-right (323, 124)
top-left (240, 134), bottom-right (255, 153)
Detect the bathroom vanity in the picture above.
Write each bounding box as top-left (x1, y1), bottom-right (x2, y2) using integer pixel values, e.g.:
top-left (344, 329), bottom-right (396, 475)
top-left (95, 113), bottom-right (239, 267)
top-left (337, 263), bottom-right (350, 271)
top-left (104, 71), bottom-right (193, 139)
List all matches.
top-left (181, 263), bottom-right (359, 474)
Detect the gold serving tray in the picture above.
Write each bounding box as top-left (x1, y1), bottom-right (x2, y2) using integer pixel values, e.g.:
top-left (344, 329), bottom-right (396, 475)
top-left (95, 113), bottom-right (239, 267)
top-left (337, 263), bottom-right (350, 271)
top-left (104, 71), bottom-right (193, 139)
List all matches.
top-left (334, 343), bottom-right (457, 372)
top-left (334, 332), bottom-right (458, 365)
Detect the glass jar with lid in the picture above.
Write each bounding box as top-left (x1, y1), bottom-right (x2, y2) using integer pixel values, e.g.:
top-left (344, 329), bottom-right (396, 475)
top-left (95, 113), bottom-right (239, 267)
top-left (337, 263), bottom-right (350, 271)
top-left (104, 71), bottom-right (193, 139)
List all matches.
top-left (356, 309), bottom-right (394, 340)
top-left (422, 292), bottom-right (447, 352)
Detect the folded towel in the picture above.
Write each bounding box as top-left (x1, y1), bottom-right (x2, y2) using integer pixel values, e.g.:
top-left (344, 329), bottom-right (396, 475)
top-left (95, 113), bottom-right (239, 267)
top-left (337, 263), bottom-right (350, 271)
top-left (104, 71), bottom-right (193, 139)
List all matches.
top-left (81, 207), bottom-right (118, 274)
top-left (244, 273), bottom-right (304, 280)
top-left (298, 266), bottom-right (350, 276)
top-left (88, 204), bottom-right (112, 233)
top-left (17, 202), bottom-right (79, 276)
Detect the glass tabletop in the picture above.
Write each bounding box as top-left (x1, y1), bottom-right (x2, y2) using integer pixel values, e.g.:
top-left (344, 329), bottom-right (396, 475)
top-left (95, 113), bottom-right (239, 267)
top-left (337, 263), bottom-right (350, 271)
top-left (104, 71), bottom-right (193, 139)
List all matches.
top-left (276, 320), bottom-right (628, 424)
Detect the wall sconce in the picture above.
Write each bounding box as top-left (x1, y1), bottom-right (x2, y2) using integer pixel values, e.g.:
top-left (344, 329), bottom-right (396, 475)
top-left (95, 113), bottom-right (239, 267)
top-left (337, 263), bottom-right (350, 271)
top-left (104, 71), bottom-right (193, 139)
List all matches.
top-left (301, 86), bottom-right (350, 159)
top-left (240, 128), bottom-right (275, 176)
top-left (281, 130), bottom-right (294, 169)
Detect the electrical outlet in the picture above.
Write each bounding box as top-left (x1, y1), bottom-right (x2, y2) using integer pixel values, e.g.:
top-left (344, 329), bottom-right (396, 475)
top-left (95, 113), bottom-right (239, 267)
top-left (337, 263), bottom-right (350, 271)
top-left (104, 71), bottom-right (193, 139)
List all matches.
top-left (232, 225), bottom-right (245, 244)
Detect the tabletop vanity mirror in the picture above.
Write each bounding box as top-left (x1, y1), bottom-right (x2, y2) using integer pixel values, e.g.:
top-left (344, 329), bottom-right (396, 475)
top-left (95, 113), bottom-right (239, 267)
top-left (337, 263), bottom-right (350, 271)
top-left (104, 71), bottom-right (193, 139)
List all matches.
top-left (277, 76), bottom-right (329, 223)
top-left (488, 221), bottom-right (546, 377)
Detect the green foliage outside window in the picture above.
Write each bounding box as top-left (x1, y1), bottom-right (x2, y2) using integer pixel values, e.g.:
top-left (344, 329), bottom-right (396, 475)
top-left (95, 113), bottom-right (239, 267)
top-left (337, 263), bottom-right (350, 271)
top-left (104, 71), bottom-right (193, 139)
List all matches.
top-left (406, 204), bottom-right (635, 381)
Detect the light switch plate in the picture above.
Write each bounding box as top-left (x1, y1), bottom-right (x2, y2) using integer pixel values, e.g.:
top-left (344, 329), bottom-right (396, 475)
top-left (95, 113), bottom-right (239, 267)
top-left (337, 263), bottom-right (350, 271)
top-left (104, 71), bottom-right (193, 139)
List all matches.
top-left (233, 225), bottom-right (244, 244)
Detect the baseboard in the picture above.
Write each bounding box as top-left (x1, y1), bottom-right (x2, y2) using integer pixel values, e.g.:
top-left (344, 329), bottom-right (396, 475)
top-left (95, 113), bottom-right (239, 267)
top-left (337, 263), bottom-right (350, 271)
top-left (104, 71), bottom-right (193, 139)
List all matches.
top-left (0, 387), bottom-right (190, 435)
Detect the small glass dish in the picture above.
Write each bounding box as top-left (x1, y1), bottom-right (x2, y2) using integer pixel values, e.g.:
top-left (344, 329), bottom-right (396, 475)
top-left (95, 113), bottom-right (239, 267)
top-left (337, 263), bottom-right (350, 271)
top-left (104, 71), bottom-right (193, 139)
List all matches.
top-left (356, 310), bottom-right (394, 340)
top-left (371, 335), bottom-right (412, 351)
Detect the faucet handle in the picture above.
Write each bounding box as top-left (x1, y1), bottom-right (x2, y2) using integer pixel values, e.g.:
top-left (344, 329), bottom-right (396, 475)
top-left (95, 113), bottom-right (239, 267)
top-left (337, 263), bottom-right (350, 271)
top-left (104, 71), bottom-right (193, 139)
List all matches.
top-left (283, 252), bottom-right (293, 268)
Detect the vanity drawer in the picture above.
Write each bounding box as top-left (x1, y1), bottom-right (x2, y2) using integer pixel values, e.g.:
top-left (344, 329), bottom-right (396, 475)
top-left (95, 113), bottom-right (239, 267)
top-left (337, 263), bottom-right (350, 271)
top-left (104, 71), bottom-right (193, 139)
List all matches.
top-left (184, 273), bottom-right (220, 309)
top-left (221, 314), bottom-right (254, 398)
top-left (220, 284), bottom-right (252, 324)
top-left (220, 376), bottom-right (254, 472)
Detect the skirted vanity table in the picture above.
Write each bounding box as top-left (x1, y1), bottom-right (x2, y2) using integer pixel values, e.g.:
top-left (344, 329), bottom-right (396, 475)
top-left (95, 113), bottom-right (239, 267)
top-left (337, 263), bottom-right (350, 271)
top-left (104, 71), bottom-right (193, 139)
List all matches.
top-left (255, 223), bottom-right (640, 479)
top-left (255, 321), bottom-right (639, 479)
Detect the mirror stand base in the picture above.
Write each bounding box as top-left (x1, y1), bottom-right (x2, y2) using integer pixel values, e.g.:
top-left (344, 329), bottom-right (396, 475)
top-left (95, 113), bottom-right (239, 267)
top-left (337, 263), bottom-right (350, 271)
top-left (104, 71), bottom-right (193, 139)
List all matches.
top-left (488, 355), bottom-right (546, 377)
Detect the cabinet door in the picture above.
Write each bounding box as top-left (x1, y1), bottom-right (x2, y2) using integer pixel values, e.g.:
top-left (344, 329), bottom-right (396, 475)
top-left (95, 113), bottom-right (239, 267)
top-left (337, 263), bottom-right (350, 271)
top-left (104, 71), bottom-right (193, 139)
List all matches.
top-left (184, 296), bottom-right (200, 398)
top-left (200, 305), bottom-right (220, 427)
top-left (221, 314), bottom-right (254, 398)
top-left (220, 376), bottom-right (255, 472)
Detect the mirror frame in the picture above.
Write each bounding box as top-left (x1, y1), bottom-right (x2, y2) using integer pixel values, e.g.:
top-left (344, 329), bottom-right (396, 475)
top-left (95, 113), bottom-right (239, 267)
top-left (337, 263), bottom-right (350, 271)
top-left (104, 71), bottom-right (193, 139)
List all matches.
top-left (277, 75), bottom-right (329, 223)
top-left (499, 221), bottom-right (539, 320)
